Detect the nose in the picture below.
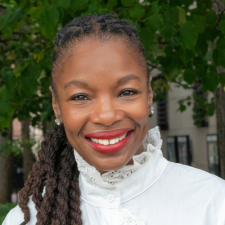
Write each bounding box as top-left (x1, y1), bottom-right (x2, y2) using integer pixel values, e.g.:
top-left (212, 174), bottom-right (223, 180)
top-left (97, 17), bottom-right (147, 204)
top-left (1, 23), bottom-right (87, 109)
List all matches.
top-left (90, 96), bottom-right (124, 126)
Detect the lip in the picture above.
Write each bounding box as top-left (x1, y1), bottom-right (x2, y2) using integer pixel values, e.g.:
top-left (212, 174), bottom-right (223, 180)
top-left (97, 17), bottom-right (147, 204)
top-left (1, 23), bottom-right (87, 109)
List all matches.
top-left (86, 130), bottom-right (134, 154)
top-left (85, 128), bottom-right (133, 139)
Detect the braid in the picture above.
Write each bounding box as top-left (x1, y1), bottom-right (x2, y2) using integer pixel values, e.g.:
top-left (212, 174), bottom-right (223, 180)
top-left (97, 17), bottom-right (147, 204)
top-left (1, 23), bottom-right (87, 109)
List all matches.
top-left (19, 14), bottom-right (148, 225)
top-left (51, 14), bottom-right (148, 94)
top-left (19, 125), bottom-right (82, 225)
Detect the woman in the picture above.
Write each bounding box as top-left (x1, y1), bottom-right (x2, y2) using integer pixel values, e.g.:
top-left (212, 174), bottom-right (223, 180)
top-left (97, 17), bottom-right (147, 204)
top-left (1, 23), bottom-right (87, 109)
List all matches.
top-left (3, 14), bottom-right (225, 225)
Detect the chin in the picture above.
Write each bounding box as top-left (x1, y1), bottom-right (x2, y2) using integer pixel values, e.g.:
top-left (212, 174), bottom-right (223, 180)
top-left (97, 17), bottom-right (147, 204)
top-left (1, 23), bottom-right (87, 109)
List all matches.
top-left (92, 154), bottom-right (133, 174)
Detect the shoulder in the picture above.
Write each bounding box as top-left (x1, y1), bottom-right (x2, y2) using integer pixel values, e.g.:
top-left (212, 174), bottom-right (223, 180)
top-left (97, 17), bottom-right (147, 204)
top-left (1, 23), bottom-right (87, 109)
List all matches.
top-left (165, 162), bottom-right (225, 201)
top-left (164, 162), bottom-right (225, 224)
top-left (169, 162), bottom-right (225, 188)
top-left (2, 196), bottom-right (37, 225)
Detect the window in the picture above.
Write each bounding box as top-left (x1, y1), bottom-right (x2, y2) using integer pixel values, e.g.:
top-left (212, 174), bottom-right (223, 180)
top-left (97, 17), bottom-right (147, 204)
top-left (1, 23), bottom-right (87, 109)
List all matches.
top-left (167, 136), bottom-right (191, 165)
top-left (157, 91), bottom-right (168, 130)
top-left (207, 135), bottom-right (220, 176)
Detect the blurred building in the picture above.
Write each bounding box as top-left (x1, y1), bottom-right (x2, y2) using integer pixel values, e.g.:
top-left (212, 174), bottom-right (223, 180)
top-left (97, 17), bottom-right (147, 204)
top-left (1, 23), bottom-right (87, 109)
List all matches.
top-left (149, 82), bottom-right (219, 177)
top-left (12, 118), bottom-right (43, 193)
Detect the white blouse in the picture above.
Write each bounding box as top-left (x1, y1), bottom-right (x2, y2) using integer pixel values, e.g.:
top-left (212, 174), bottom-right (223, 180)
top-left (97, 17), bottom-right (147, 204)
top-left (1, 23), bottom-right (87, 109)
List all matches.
top-left (3, 127), bottom-right (225, 225)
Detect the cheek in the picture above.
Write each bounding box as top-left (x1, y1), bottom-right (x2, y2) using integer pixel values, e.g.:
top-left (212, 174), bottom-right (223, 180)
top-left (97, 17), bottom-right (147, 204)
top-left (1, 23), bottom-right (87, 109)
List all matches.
top-left (61, 105), bottom-right (89, 137)
top-left (122, 99), bottom-right (149, 126)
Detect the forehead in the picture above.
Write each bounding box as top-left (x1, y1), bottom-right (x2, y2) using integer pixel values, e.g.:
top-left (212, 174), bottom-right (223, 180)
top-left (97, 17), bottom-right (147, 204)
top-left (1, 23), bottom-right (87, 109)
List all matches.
top-left (55, 39), bottom-right (146, 88)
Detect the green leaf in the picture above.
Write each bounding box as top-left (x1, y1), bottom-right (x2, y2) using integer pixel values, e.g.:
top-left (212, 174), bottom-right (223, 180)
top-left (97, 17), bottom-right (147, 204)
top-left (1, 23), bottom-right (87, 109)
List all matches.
top-left (121, 0), bottom-right (135, 7)
top-left (145, 14), bottom-right (163, 32)
top-left (40, 5), bottom-right (60, 39)
top-left (202, 71), bottom-right (219, 92)
top-left (71, 0), bottom-right (89, 11)
top-left (90, 0), bottom-right (102, 3)
top-left (160, 7), bottom-right (178, 40)
top-left (179, 21), bottom-right (198, 50)
top-left (213, 49), bottom-right (225, 67)
top-left (219, 73), bottom-right (225, 86)
top-left (149, 2), bottom-right (161, 15)
top-left (129, 4), bottom-right (145, 20)
top-left (29, 6), bottom-right (44, 19)
top-left (57, 0), bottom-right (71, 9)
top-left (87, 2), bottom-right (101, 13)
top-left (9, 7), bottom-right (23, 24)
top-left (107, 0), bottom-right (118, 10)
top-left (192, 15), bottom-right (206, 34)
top-left (219, 15), bottom-right (225, 35)
top-left (194, 35), bottom-right (208, 55)
top-left (216, 37), bottom-right (225, 49)
top-left (213, 38), bottom-right (225, 67)
top-left (203, 27), bottom-right (218, 42)
top-left (206, 10), bottom-right (217, 27)
top-left (195, 61), bottom-right (207, 78)
top-left (160, 22), bottom-right (174, 40)
top-left (205, 99), bottom-right (215, 117)
top-left (183, 69), bottom-right (196, 84)
top-left (177, 6), bottom-right (186, 25)
top-left (178, 100), bottom-right (186, 112)
top-left (19, 0), bottom-right (27, 8)
top-left (1, 26), bottom-right (13, 39)
top-left (179, 49), bottom-right (194, 65)
top-left (139, 28), bottom-right (155, 49)
top-left (0, 9), bottom-right (13, 30)
top-left (163, 7), bottom-right (179, 27)
top-left (20, 64), bottom-right (42, 96)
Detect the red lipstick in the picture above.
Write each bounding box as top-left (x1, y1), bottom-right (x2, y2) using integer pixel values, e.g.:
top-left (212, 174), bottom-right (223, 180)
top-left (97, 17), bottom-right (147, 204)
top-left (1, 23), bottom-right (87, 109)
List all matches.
top-left (85, 129), bottom-right (134, 154)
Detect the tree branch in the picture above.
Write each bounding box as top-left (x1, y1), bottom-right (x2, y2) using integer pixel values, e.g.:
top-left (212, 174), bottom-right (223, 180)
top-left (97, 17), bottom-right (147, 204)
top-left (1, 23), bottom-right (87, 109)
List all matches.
top-left (216, 8), bottom-right (225, 27)
top-left (0, 5), bottom-right (6, 10)
top-left (147, 62), bottom-right (159, 70)
top-left (172, 80), bottom-right (195, 89)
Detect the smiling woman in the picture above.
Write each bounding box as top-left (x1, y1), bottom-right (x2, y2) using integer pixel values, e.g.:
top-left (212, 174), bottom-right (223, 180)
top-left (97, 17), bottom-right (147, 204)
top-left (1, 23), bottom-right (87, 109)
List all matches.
top-left (3, 14), bottom-right (225, 225)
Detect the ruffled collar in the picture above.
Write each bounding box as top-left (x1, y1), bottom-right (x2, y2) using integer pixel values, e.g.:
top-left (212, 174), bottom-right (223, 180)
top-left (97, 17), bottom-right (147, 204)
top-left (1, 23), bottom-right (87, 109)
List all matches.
top-left (73, 126), bottom-right (162, 189)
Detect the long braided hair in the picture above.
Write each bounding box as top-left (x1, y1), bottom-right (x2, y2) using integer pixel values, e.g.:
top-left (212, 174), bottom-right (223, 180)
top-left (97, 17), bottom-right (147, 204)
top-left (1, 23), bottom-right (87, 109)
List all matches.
top-left (19, 14), bottom-right (149, 225)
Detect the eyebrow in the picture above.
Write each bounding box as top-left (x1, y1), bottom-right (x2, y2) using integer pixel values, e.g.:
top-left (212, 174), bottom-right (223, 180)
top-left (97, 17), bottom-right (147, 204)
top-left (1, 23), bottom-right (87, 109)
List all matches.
top-left (117, 74), bottom-right (141, 85)
top-left (64, 80), bottom-right (89, 90)
top-left (64, 74), bottom-right (140, 90)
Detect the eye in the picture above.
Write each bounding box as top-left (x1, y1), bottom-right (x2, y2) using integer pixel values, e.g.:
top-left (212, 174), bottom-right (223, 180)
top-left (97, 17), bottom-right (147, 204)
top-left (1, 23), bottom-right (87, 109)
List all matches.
top-left (70, 94), bottom-right (89, 101)
top-left (119, 89), bottom-right (138, 97)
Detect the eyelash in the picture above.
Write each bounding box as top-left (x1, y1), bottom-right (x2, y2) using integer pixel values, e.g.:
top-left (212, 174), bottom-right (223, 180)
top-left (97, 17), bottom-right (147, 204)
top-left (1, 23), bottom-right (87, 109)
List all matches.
top-left (70, 89), bottom-right (138, 101)
top-left (119, 89), bottom-right (138, 97)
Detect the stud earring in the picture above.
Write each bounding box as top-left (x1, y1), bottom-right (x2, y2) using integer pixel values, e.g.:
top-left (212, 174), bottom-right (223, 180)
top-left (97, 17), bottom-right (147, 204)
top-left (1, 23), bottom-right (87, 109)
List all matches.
top-left (55, 118), bottom-right (61, 125)
top-left (149, 106), bottom-right (154, 114)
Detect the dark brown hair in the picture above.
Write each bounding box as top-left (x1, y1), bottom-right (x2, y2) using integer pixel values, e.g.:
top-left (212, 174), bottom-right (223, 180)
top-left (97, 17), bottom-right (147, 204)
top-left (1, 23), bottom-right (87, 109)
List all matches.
top-left (19, 14), bottom-right (148, 225)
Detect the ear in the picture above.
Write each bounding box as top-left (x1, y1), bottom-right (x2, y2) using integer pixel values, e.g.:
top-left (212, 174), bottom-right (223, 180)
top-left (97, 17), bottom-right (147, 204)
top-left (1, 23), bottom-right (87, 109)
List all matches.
top-left (49, 86), bottom-right (62, 123)
top-left (147, 75), bottom-right (153, 108)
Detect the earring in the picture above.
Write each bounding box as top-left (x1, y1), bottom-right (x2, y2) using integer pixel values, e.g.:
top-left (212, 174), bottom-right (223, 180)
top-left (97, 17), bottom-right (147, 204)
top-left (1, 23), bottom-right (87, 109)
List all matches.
top-left (55, 118), bottom-right (61, 125)
top-left (149, 106), bottom-right (154, 114)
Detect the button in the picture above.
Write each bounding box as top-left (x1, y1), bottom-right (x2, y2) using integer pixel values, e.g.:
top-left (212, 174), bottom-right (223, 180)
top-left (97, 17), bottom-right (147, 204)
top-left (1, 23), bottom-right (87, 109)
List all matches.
top-left (106, 194), bottom-right (115, 203)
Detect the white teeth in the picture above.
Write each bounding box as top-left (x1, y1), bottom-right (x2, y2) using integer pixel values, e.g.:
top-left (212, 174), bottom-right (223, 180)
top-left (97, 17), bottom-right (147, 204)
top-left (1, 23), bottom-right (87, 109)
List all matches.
top-left (109, 139), bottom-right (116, 145)
top-left (90, 132), bottom-right (128, 145)
top-left (102, 140), bottom-right (109, 145)
top-left (92, 138), bottom-right (99, 144)
top-left (115, 138), bottom-right (120, 143)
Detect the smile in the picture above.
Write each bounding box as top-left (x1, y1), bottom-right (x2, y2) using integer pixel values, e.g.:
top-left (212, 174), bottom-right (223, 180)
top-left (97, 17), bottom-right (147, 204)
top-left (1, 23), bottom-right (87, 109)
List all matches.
top-left (89, 132), bottom-right (128, 145)
top-left (85, 129), bottom-right (134, 154)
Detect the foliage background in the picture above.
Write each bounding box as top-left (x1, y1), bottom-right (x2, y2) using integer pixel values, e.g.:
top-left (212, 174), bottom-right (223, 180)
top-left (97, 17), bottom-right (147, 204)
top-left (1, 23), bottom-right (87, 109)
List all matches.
top-left (0, 0), bottom-right (225, 132)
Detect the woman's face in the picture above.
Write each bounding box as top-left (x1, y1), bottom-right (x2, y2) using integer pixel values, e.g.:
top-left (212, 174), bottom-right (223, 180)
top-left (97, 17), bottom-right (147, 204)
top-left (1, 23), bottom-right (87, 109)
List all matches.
top-left (51, 39), bottom-right (153, 173)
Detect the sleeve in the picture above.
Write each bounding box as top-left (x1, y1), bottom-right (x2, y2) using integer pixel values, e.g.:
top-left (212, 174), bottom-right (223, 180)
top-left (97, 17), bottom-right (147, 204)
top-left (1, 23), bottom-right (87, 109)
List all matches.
top-left (2, 209), bottom-right (11, 225)
top-left (2, 205), bottom-right (25, 225)
top-left (218, 197), bottom-right (225, 225)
